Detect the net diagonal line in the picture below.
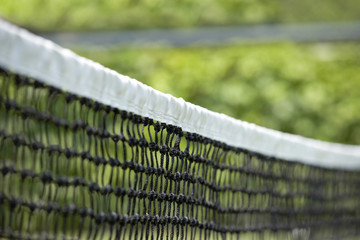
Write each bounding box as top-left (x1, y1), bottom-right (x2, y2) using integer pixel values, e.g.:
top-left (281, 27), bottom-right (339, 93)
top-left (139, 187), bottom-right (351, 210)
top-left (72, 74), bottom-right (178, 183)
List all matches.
top-left (0, 68), bottom-right (360, 240)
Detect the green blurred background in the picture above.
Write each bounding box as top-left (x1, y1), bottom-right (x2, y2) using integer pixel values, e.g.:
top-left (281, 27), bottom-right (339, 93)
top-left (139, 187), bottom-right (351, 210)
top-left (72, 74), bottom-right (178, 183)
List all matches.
top-left (1, 0), bottom-right (360, 144)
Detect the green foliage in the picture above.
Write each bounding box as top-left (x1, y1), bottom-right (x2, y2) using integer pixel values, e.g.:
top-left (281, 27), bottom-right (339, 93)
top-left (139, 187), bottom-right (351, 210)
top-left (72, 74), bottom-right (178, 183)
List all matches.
top-left (76, 42), bottom-right (360, 144)
top-left (0, 0), bottom-right (359, 31)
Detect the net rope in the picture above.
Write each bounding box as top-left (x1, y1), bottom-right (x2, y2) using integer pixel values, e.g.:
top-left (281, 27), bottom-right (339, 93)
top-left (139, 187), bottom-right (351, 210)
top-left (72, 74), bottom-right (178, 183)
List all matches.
top-left (1, 69), bottom-right (360, 239)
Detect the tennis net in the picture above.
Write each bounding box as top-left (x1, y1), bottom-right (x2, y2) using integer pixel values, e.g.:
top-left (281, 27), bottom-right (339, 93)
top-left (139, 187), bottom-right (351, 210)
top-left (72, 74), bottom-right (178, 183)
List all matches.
top-left (0, 19), bottom-right (360, 240)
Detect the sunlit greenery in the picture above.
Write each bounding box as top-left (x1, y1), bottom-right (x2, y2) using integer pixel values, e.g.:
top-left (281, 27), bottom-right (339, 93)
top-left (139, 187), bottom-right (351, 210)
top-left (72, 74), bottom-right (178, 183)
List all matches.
top-left (0, 1), bottom-right (359, 145)
top-left (0, 0), bottom-right (359, 31)
top-left (76, 42), bottom-right (360, 144)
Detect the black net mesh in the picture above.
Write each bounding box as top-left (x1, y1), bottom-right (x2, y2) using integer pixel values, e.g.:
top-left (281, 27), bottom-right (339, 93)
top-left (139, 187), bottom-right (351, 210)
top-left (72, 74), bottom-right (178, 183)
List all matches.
top-left (0, 67), bottom-right (360, 240)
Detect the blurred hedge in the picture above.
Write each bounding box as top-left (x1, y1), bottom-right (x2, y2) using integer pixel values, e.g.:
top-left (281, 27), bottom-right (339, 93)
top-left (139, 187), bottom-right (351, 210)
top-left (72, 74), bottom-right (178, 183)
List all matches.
top-left (1, 0), bottom-right (360, 31)
top-left (76, 42), bottom-right (360, 145)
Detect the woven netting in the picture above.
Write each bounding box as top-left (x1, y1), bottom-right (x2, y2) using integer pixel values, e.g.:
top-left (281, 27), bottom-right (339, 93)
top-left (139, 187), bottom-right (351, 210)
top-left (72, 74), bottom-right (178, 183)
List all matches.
top-left (0, 68), bottom-right (360, 239)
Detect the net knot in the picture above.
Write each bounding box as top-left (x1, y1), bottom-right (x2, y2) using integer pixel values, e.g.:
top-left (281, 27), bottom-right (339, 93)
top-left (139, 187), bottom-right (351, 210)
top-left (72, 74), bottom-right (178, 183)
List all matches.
top-left (121, 161), bottom-right (129, 169)
top-left (41, 171), bottom-right (53, 183)
top-left (145, 166), bottom-right (155, 175)
top-left (111, 134), bottom-right (124, 142)
top-left (165, 170), bottom-right (172, 179)
top-left (183, 172), bottom-right (194, 183)
top-left (64, 148), bottom-right (76, 158)
top-left (203, 138), bottom-right (211, 144)
top-left (170, 147), bottom-right (180, 157)
top-left (80, 97), bottom-right (91, 106)
top-left (71, 120), bottom-right (85, 130)
top-left (167, 125), bottom-right (175, 133)
top-left (180, 217), bottom-right (188, 226)
top-left (168, 193), bottom-right (176, 202)
top-left (94, 156), bottom-right (106, 166)
top-left (220, 164), bottom-right (227, 171)
top-left (139, 138), bottom-right (148, 148)
top-left (139, 213), bottom-right (150, 223)
top-left (193, 155), bottom-right (202, 163)
top-left (1, 165), bottom-right (15, 176)
top-left (181, 151), bottom-right (190, 159)
top-left (176, 194), bottom-right (185, 203)
top-left (184, 132), bottom-right (193, 140)
top-left (49, 86), bottom-right (61, 95)
top-left (72, 177), bottom-right (85, 187)
top-left (21, 169), bottom-right (35, 180)
top-left (213, 141), bottom-right (222, 148)
top-left (79, 207), bottom-right (93, 217)
top-left (86, 126), bottom-right (97, 136)
top-left (27, 202), bottom-right (38, 212)
top-left (159, 145), bottom-right (169, 154)
top-left (137, 190), bottom-right (147, 199)
top-left (134, 164), bottom-right (145, 173)
top-left (163, 215), bottom-right (171, 224)
top-left (189, 218), bottom-right (198, 227)
top-left (12, 135), bottom-right (26, 147)
top-left (174, 127), bottom-right (182, 135)
top-left (62, 203), bottom-right (76, 216)
top-left (8, 197), bottom-right (20, 209)
top-left (87, 208), bottom-right (95, 218)
top-left (130, 214), bottom-right (140, 225)
top-left (112, 107), bottom-right (120, 114)
top-left (31, 141), bottom-right (44, 151)
top-left (45, 203), bottom-right (59, 213)
top-left (79, 207), bottom-right (87, 217)
top-left (155, 167), bottom-right (165, 175)
top-left (93, 102), bottom-right (103, 112)
top-left (158, 193), bottom-right (166, 202)
top-left (109, 212), bottom-right (119, 225)
top-left (33, 80), bottom-right (45, 88)
top-left (133, 115), bottom-right (143, 124)
top-left (205, 221), bottom-right (215, 230)
top-left (148, 190), bottom-right (157, 201)
top-left (39, 112), bottom-right (51, 122)
top-left (80, 151), bottom-right (91, 160)
top-left (197, 177), bottom-right (205, 184)
top-left (14, 74), bottom-right (27, 85)
top-left (152, 215), bottom-right (160, 224)
top-left (101, 185), bottom-right (112, 195)
top-left (153, 122), bottom-right (161, 132)
top-left (171, 216), bottom-right (179, 225)
top-left (54, 118), bottom-right (67, 128)
top-left (143, 117), bottom-right (151, 126)
top-left (119, 215), bottom-right (128, 225)
top-left (99, 129), bottom-right (110, 138)
top-left (148, 142), bottom-right (159, 151)
top-left (124, 161), bottom-right (135, 170)
top-left (89, 182), bottom-right (100, 193)
top-left (187, 196), bottom-right (195, 204)
top-left (95, 212), bottom-right (107, 224)
top-left (65, 94), bottom-right (77, 103)
top-left (56, 176), bottom-right (70, 187)
top-left (109, 158), bottom-right (120, 167)
top-left (4, 100), bottom-right (17, 111)
top-left (174, 171), bottom-right (181, 181)
top-left (120, 111), bottom-right (128, 119)
top-left (114, 187), bottom-right (126, 197)
top-left (127, 189), bottom-right (136, 198)
top-left (22, 106), bottom-right (36, 119)
top-left (128, 137), bottom-right (138, 147)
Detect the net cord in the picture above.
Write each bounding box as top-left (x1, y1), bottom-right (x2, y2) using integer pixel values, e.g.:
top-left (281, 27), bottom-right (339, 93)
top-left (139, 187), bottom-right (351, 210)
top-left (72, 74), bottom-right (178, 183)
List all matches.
top-left (0, 19), bottom-right (360, 170)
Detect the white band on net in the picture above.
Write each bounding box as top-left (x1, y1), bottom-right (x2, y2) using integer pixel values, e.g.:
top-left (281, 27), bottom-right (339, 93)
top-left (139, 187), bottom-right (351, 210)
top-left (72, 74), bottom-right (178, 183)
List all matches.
top-left (1, 19), bottom-right (360, 170)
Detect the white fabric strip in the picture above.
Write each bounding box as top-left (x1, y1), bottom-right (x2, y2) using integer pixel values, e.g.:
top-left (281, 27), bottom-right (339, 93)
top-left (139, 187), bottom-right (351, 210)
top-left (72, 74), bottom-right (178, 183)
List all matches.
top-left (1, 19), bottom-right (360, 170)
